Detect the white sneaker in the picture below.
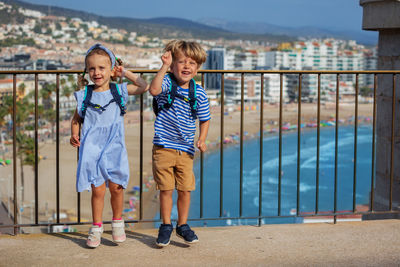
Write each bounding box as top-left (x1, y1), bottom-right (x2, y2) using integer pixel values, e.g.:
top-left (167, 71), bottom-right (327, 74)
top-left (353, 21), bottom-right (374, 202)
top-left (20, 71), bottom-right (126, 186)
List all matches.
top-left (111, 219), bottom-right (126, 243)
top-left (86, 225), bottom-right (103, 248)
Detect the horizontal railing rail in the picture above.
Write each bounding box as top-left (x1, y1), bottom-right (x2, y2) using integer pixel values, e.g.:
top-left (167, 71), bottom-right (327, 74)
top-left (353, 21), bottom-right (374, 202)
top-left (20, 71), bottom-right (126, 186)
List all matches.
top-left (0, 69), bottom-right (399, 234)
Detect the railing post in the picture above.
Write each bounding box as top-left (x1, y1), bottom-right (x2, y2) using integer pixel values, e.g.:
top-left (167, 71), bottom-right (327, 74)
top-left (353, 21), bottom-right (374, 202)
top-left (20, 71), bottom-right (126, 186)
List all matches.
top-left (239, 73), bottom-right (244, 219)
top-left (220, 73), bottom-right (225, 218)
top-left (296, 74), bottom-right (302, 217)
top-left (12, 74), bottom-right (18, 235)
top-left (258, 73), bottom-right (264, 226)
top-left (315, 74), bottom-right (321, 214)
top-left (334, 74), bottom-right (340, 224)
top-left (353, 74), bottom-right (359, 213)
top-left (34, 74), bottom-right (39, 224)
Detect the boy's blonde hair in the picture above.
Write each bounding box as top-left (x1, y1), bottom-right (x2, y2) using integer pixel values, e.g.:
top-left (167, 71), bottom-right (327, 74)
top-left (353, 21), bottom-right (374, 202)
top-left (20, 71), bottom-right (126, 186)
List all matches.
top-left (164, 40), bottom-right (207, 66)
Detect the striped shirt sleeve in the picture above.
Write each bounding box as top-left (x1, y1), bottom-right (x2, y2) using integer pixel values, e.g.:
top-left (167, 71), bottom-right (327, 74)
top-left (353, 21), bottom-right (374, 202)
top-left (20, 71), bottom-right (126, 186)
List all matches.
top-left (196, 85), bottom-right (211, 122)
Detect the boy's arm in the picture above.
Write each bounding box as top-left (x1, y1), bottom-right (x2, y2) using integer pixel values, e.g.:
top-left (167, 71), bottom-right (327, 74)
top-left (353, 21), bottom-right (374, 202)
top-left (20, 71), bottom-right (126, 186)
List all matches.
top-left (149, 51), bottom-right (172, 96)
top-left (196, 120), bottom-right (210, 152)
top-left (70, 110), bottom-right (81, 147)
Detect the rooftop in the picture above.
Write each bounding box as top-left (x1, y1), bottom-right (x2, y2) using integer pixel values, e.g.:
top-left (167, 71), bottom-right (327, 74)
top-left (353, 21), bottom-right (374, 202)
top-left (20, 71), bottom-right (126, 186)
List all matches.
top-left (1, 219), bottom-right (400, 266)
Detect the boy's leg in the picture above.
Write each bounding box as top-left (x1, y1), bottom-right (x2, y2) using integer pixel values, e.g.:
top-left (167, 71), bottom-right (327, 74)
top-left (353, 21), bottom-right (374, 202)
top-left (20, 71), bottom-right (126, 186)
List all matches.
top-left (152, 146), bottom-right (176, 247)
top-left (156, 190), bottom-right (174, 247)
top-left (177, 190), bottom-right (191, 225)
top-left (175, 152), bottom-right (198, 244)
top-left (160, 190), bottom-right (173, 224)
top-left (109, 181), bottom-right (126, 243)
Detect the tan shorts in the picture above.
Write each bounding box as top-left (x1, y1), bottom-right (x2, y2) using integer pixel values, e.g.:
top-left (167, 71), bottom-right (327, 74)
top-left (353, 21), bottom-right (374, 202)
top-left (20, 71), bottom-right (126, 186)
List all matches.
top-left (152, 145), bottom-right (195, 191)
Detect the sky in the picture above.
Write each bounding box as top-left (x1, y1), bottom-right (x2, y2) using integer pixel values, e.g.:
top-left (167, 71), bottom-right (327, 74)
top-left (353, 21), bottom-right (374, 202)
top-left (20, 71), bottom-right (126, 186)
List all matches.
top-left (22, 0), bottom-right (366, 32)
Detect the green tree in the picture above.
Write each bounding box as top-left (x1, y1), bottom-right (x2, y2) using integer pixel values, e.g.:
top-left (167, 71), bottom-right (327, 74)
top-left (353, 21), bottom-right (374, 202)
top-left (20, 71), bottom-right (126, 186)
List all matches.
top-left (0, 94), bottom-right (37, 202)
top-left (359, 86), bottom-right (372, 97)
top-left (40, 83), bottom-right (56, 139)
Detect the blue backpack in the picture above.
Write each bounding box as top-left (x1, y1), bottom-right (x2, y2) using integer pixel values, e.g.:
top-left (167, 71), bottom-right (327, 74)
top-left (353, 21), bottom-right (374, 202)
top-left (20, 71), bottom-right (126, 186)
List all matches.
top-left (152, 74), bottom-right (198, 119)
top-left (80, 83), bottom-right (126, 122)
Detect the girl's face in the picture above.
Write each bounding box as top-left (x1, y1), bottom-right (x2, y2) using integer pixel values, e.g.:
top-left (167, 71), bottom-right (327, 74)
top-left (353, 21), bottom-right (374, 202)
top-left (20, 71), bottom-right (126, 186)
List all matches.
top-left (86, 53), bottom-right (113, 89)
top-left (170, 52), bottom-right (199, 88)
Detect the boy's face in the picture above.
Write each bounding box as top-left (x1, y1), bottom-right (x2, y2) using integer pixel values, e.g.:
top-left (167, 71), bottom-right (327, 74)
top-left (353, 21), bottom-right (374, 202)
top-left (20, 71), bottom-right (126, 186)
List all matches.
top-left (86, 53), bottom-right (113, 89)
top-left (170, 52), bottom-right (199, 88)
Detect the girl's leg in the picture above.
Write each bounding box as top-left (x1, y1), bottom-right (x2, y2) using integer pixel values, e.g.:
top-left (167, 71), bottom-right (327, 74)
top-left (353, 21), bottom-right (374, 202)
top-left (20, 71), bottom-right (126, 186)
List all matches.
top-left (91, 183), bottom-right (106, 224)
top-left (160, 190), bottom-right (173, 224)
top-left (109, 181), bottom-right (124, 219)
top-left (177, 190), bottom-right (191, 226)
top-left (109, 181), bottom-right (126, 243)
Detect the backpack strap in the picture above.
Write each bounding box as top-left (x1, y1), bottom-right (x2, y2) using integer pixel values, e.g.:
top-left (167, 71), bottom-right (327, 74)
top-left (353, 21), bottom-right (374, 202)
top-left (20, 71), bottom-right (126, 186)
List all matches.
top-left (153, 74), bottom-right (197, 119)
top-left (188, 79), bottom-right (197, 119)
top-left (80, 83), bottom-right (126, 123)
top-left (152, 74), bottom-right (178, 116)
top-left (109, 83), bottom-right (126, 115)
top-left (80, 85), bottom-right (94, 123)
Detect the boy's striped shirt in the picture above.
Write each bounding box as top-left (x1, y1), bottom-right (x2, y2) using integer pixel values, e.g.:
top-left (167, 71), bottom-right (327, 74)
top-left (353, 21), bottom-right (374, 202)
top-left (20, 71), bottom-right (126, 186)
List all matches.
top-left (153, 75), bottom-right (211, 155)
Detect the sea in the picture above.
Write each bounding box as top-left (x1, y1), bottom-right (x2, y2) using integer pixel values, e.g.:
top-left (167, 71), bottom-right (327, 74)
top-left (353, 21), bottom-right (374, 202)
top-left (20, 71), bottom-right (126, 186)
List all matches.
top-left (156, 124), bottom-right (374, 227)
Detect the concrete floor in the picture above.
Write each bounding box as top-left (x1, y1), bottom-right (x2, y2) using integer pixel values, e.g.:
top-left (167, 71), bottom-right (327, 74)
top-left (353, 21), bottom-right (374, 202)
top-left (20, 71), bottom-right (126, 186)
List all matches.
top-left (1, 219), bottom-right (400, 266)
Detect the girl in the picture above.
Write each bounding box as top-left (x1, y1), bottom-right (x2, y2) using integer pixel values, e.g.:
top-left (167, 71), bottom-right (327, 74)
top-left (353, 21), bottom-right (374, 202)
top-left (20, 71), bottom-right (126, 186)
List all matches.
top-left (70, 43), bottom-right (148, 248)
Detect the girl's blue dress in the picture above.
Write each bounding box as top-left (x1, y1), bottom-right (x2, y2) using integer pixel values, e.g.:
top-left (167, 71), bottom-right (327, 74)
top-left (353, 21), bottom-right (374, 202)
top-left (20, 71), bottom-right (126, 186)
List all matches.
top-left (74, 83), bottom-right (129, 192)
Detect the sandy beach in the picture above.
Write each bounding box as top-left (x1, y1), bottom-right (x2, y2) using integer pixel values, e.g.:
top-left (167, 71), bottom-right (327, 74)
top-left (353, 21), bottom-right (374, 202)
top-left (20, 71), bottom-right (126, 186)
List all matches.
top-left (0, 101), bottom-right (375, 232)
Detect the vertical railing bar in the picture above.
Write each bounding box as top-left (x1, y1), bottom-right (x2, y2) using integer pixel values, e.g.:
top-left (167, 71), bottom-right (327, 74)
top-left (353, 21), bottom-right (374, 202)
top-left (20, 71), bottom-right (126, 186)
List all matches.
top-left (77, 73), bottom-right (81, 223)
top-left (200, 73), bottom-right (205, 218)
top-left (240, 73), bottom-right (244, 218)
top-left (334, 74), bottom-right (340, 224)
top-left (34, 74), bottom-right (39, 224)
top-left (278, 74), bottom-right (283, 216)
top-left (370, 74), bottom-right (377, 212)
top-left (353, 74), bottom-right (359, 213)
top-left (220, 73), bottom-right (225, 218)
top-left (389, 74), bottom-right (396, 211)
top-left (56, 74), bottom-right (60, 223)
top-left (139, 73), bottom-right (144, 220)
top-left (258, 73), bottom-right (264, 226)
top-left (315, 74), bottom-right (321, 214)
top-left (296, 74), bottom-right (302, 216)
top-left (12, 74), bottom-right (18, 235)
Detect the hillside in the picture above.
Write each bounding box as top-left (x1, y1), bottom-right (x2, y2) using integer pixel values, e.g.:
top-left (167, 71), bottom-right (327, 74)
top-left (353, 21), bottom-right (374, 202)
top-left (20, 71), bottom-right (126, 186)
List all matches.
top-left (3, 0), bottom-right (296, 43)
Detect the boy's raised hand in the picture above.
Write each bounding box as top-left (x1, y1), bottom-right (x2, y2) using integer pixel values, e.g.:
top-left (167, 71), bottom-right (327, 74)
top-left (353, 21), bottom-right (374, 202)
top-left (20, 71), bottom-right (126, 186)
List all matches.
top-left (161, 51), bottom-right (172, 67)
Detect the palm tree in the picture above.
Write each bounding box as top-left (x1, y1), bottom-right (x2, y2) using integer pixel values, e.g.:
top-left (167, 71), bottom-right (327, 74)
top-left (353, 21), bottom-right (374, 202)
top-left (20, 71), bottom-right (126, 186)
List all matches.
top-left (40, 83), bottom-right (56, 139)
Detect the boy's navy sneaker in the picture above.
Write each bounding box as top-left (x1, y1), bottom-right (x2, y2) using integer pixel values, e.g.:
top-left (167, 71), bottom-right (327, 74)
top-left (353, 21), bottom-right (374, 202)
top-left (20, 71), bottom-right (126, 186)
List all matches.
top-left (156, 223), bottom-right (173, 247)
top-left (176, 224), bottom-right (199, 244)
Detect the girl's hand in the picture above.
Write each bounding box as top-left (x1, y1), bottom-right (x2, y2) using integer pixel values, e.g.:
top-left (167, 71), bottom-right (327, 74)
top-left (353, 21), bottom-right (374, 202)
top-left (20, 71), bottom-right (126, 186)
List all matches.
top-left (161, 51), bottom-right (172, 67)
top-left (113, 65), bottom-right (125, 78)
top-left (70, 134), bottom-right (80, 147)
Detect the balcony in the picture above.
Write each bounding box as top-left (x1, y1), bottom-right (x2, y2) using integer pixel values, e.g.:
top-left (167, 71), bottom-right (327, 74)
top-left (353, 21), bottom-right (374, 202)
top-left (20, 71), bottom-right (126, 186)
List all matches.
top-left (0, 69), bottom-right (399, 262)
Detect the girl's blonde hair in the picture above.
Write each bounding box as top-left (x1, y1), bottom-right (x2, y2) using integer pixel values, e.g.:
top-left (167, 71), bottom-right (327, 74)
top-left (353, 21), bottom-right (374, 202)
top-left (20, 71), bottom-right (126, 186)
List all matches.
top-left (164, 40), bottom-right (207, 66)
top-left (77, 48), bottom-right (123, 89)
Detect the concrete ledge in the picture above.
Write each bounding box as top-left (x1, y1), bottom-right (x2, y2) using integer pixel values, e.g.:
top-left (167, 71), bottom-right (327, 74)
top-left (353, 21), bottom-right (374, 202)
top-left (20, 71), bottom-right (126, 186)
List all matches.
top-left (360, 0), bottom-right (400, 30)
top-left (1, 220), bottom-right (400, 266)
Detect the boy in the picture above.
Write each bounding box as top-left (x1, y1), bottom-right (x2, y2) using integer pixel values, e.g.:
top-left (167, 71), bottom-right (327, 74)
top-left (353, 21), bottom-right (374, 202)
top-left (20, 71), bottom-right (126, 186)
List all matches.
top-left (149, 40), bottom-right (210, 247)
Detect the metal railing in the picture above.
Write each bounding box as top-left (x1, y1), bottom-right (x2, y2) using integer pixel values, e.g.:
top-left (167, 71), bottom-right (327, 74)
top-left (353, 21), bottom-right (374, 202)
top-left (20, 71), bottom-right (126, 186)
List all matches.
top-left (0, 69), bottom-right (399, 234)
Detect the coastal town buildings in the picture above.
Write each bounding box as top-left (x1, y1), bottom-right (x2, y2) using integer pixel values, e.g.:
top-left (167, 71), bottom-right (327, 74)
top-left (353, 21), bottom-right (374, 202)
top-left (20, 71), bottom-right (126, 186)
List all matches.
top-left (204, 39), bottom-right (377, 103)
top-left (0, 1), bottom-right (377, 106)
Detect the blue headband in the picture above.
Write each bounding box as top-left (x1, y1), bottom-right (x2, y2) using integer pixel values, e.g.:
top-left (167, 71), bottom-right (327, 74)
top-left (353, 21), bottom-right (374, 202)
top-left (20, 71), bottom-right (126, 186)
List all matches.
top-left (85, 43), bottom-right (116, 69)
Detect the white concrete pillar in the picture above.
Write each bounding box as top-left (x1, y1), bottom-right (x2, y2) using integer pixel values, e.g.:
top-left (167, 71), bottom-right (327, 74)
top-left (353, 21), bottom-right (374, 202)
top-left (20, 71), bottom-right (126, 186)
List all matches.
top-left (360, 0), bottom-right (400, 216)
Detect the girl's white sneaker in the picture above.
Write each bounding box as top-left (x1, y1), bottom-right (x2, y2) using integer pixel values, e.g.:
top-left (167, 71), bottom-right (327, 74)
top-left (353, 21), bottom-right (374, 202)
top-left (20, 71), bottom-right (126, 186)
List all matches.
top-left (111, 219), bottom-right (126, 243)
top-left (86, 225), bottom-right (103, 248)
